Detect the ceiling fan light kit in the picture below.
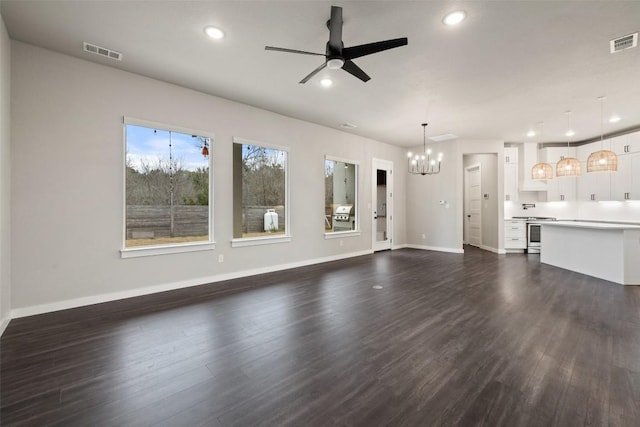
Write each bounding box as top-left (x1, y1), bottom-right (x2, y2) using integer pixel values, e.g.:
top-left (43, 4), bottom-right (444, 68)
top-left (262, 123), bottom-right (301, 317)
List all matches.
top-left (265, 6), bottom-right (408, 84)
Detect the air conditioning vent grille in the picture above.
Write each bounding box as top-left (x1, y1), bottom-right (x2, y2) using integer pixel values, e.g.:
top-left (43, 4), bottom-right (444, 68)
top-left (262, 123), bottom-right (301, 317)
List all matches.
top-left (83, 42), bottom-right (122, 61)
top-left (429, 134), bottom-right (458, 142)
top-left (610, 33), bottom-right (638, 53)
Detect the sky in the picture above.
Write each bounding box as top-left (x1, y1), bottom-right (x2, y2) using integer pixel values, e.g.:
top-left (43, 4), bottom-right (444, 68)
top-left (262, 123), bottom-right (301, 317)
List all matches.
top-left (126, 124), bottom-right (210, 172)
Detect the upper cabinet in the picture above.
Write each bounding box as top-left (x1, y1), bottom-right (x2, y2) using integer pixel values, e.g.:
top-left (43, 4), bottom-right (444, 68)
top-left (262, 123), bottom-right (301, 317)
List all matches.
top-left (504, 147), bottom-right (518, 201)
top-left (611, 132), bottom-right (640, 200)
top-left (577, 142), bottom-right (613, 201)
top-left (540, 147), bottom-right (577, 202)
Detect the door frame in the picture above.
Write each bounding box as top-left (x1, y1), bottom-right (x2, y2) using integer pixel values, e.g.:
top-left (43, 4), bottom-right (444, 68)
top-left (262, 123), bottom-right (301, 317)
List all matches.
top-left (372, 158), bottom-right (393, 252)
top-left (464, 163), bottom-right (482, 247)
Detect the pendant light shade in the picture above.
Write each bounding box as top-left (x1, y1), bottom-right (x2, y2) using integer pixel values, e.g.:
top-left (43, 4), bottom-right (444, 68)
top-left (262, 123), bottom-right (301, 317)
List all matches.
top-left (531, 121), bottom-right (552, 180)
top-left (587, 150), bottom-right (618, 172)
top-left (587, 97), bottom-right (618, 173)
top-left (556, 110), bottom-right (581, 177)
top-left (532, 162), bottom-right (553, 180)
top-left (556, 157), bottom-right (581, 176)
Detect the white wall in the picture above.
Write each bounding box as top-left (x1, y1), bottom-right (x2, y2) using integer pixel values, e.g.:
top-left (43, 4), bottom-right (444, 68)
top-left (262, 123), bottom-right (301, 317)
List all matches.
top-left (0, 13), bottom-right (11, 334)
top-left (464, 154), bottom-right (499, 251)
top-left (10, 41), bottom-right (407, 314)
top-left (407, 139), bottom-right (504, 253)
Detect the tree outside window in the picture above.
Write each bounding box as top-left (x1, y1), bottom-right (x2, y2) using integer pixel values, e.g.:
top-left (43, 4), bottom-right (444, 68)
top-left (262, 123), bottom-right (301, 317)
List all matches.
top-left (233, 139), bottom-right (288, 239)
top-left (125, 123), bottom-right (212, 248)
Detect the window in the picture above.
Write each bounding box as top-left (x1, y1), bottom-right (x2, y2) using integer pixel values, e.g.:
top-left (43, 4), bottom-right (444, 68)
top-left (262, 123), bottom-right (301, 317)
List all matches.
top-left (232, 137), bottom-right (289, 246)
top-left (325, 157), bottom-right (359, 235)
top-left (122, 118), bottom-right (213, 256)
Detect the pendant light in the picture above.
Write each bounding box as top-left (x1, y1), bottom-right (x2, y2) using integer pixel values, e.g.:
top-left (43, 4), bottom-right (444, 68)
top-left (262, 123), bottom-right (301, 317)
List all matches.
top-left (407, 123), bottom-right (442, 175)
top-left (531, 122), bottom-right (553, 180)
top-left (587, 96), bottom-right (618, 172)
top-left (556, 110), bottom-right (581, 177)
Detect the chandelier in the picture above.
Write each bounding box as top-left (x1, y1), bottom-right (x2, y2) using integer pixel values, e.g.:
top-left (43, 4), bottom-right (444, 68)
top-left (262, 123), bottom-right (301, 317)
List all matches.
top-left (407, 123), bottom-right (442, 175)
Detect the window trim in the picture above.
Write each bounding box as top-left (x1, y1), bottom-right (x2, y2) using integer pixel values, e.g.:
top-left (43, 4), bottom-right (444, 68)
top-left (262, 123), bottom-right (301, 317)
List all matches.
top-left (232, 136), bottom-right (291, 245)
top-left (121, 116), bottom-right (215, 258)
top-left (324, 155), bottom-right (360, 236)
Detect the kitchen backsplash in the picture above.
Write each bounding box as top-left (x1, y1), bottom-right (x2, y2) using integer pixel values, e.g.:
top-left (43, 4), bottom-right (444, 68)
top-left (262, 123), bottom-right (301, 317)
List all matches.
top-left (504, 200), bottom-right (640, 223)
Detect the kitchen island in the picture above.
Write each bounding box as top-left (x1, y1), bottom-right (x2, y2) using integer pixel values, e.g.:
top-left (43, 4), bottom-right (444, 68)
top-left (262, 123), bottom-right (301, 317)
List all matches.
top-left (541, 221), bottom-right (640, 285)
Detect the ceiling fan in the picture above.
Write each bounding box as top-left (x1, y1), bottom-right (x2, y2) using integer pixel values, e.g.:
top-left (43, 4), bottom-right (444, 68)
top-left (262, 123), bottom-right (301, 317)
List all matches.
top-left (265, 5), bottom-right (408, 84)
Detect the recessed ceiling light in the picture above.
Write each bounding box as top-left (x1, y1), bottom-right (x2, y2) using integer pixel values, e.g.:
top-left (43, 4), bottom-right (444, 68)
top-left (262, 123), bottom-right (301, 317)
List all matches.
top-left (609, 115), bottom-right (621, 123)
top-left (320, 78), bottom-right (333, 88)
top-left (443, 11), bottom-right (466, 26)
top-left (565, 130), bottom-right (575, 137)
top-left (527, 130), bottom-right (536, 137)
top-left (204, 26), bottom-right (225, 40)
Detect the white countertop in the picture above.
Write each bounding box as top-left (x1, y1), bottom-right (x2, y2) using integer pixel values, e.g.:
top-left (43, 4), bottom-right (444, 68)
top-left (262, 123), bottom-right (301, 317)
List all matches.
top-left (542, 221), bottom-right (640, 230)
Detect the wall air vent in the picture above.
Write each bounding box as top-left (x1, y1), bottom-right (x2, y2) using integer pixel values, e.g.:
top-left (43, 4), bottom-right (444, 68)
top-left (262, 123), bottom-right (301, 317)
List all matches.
top-left (429, 134), bottom-right (458, 142)
top-left (340, 123), bottom-right (358, 129)
top-left (83, 42), bottom-right (123, 61)
top-left (610, 33), bottom-right (638, 53)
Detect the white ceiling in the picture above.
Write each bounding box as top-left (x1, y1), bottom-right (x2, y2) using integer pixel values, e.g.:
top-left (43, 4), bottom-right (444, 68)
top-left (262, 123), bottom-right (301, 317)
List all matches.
top-left (2, 1), bottom-right (639, 147)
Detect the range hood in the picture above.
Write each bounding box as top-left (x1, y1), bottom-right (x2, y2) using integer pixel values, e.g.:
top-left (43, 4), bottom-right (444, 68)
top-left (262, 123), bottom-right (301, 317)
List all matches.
top-left (519, 143), bottom-right (547, 192)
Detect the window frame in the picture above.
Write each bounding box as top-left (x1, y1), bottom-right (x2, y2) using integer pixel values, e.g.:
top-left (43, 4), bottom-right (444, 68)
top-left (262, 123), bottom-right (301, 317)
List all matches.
top-left (231, 136), bottom-right (291, 248)
top-left (324, 155), bottom-right (361, 239)
top-left (120, 116), bottom-right (215, 258)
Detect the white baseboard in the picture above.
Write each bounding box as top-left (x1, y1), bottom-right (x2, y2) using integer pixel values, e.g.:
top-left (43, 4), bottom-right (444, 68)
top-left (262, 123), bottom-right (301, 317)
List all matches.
top-left (392, 243), bottom-right (409, 250)
top-left (0, 315), bottom-right (10, 337)
top-left (10, 249), bottom-right (374, 319)
top-left (479, 244), bottom-right (504, 254)
top-left (406, 244), bottom-right (464, 254)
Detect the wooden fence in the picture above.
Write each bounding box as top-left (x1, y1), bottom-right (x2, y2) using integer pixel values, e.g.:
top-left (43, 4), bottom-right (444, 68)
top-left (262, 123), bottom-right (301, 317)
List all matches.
top-left (126, 205), bottom-right (286, 238)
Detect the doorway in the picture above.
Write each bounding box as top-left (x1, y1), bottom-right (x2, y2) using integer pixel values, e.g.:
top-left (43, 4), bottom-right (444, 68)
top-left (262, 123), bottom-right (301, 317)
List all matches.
top-left (372, 159), bottom-right (393, 252)
top-left (464, 163), bottom-right (482, 247)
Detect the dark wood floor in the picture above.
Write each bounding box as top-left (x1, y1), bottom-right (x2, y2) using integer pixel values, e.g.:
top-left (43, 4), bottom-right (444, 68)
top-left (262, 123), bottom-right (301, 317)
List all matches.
top-left (2, 247), bottom-right (640, 426)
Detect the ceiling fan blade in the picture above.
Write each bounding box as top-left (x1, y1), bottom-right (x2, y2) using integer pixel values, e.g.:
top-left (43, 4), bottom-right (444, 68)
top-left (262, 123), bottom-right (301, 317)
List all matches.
top-left (342, 37), bottom-right (408, 60)
top-left (328, 6), bottom-right (343, 53)
top-left (342, 60), bottom-right (370, 82)
top-left (299, 62), bottom-right (327, 84)
top-left (265, 46), bottom-right (325, 56)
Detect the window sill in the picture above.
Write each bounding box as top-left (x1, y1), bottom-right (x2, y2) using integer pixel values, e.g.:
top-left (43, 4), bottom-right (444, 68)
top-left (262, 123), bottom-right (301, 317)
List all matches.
top-left (231, 235), bottom-right (292, 248)
top-left (324, 230), bottom-right (361, 239)
top-left (120, 241), bottom-right (216, 258)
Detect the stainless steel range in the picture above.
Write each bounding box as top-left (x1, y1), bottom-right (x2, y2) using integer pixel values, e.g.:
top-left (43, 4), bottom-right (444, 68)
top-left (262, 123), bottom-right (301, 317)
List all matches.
top-left (512, 216), bottom-right (557, 253)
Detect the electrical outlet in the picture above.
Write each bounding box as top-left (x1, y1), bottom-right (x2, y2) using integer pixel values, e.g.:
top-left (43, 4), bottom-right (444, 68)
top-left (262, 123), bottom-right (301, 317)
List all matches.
top-left (218, 254), bottom-right (224, 263)
top-left (422, 233), bottom-right (426, 239)
top-left (339, 240), bottom-right (344, 247)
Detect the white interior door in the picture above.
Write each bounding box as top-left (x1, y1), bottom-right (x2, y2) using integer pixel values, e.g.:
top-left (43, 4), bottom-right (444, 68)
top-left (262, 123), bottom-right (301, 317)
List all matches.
top-left (465, 164), bottom-right (482, 248)
top-left (372, 159), bottom-right (393, 252)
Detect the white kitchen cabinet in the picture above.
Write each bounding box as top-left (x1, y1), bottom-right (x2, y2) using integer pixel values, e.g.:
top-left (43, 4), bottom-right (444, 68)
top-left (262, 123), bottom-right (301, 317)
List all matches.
top-left (540, 147), bottom-right (577, 201)
top-left (611, 132), bottom-right (640, 200)
top-left (504, 147), bottom-right (518, 201)
top-left (504, 220), bottom-right (526, 251)
top-left (504, 147), bottom-right (518, 164)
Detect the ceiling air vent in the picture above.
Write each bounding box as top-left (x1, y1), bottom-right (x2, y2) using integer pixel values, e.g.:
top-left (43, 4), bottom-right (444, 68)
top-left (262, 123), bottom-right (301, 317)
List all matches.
top-left (83, 42), bottom-right (123, 61)
top-left (610, 33), bottom-right (638, 53)
top-left (429, 134), bottom-right (458, 142)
